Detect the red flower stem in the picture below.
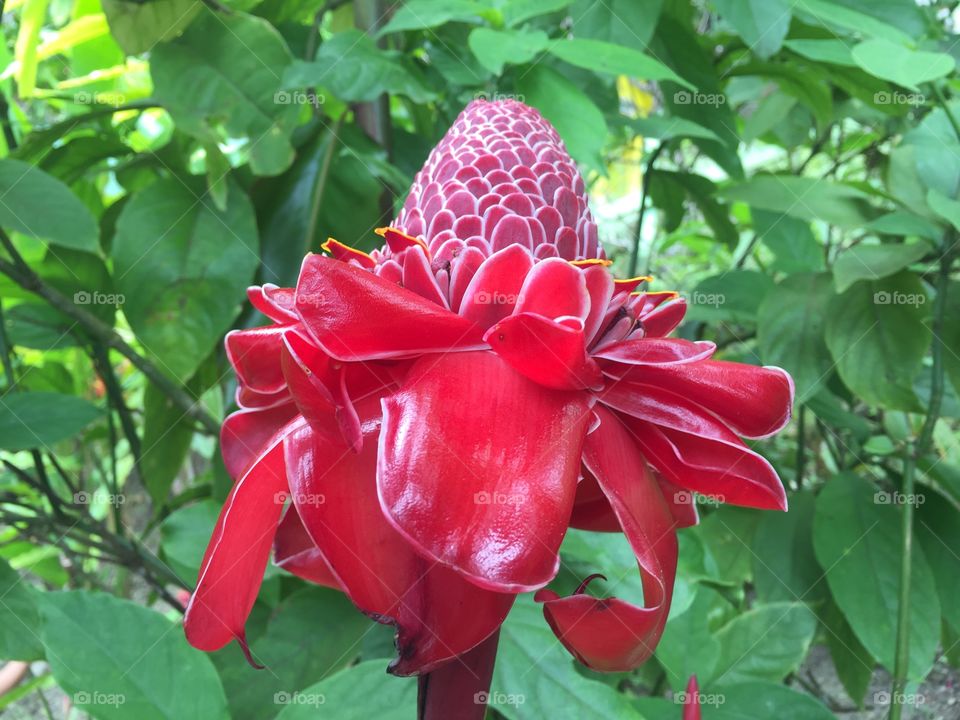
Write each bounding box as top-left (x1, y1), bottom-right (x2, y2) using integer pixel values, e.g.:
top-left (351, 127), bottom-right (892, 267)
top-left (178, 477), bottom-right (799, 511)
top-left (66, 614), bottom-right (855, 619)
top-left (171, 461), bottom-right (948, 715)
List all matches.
top-left (417, 630), bottom-right (500, 720)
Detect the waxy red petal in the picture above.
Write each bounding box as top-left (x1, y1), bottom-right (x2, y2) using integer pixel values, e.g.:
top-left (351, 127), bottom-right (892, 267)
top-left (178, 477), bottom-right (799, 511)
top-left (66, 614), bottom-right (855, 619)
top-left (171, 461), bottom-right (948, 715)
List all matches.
top-left (379, 352), bottom-right (591, 592)
top-left (185, 417), bottom-right (303, 654)
top-left (273, 505), bottom-right (341, 590)
top-left (485, 312), bottom-right (603, 391)
top-left (595, 338), bottom-right (715, 368)
top-left (640, 298), bottom-right (687, 337)
top-left (459, 244), bottom-right (534, 328)
top-left (514, 257), bottom-right (589, 321)
top-left (221, 403), bottom-right (298, 480)
top-left (569, 469), bottom-right (620, 532)
top-left (225, 325), bottom-right (288, 395)
top-left (295, 255), bottom-right (484, 360)
top-left (625, 360), bottom-right (794, 438)
top-left (247, 284), bottom-right (298, 324)
top-left (604, 384), bottom-right (787, 509)
top-left (536, 407), bottom-right (677, 672)
top-left (284, 412), bottom-right (514, 675)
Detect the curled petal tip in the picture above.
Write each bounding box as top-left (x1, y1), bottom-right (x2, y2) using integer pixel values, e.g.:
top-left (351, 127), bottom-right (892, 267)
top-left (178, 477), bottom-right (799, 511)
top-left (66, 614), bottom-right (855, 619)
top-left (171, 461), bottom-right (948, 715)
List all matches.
top-left (237, 633), bottom-right (265, 670)
top-left (574, 573), bottom-right (608, 595)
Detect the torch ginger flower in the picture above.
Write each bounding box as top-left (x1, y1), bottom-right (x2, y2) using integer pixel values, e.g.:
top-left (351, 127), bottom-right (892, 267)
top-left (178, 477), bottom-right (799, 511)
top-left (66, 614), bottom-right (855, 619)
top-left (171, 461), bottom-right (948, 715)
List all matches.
top-left (184, 100), bottom-right (792, 704)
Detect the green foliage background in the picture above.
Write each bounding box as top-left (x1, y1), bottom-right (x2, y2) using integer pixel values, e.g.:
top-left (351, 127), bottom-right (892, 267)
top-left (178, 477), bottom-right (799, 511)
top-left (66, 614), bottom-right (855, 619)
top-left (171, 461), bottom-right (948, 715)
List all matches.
top-left (0, 0), bottom-right (959, 718)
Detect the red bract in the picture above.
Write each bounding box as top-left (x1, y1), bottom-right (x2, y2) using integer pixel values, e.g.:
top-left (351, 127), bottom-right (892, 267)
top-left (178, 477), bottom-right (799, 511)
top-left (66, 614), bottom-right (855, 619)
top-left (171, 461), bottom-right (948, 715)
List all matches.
top-left (185, 100), bottom-right (792, 686)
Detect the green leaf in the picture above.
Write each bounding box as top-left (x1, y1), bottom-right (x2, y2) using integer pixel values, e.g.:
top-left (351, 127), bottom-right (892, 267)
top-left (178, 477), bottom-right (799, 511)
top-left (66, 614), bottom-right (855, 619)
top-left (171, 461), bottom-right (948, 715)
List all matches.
top-left (548, 38), bottom-right (693, 89)
top-left (832, 240), bottom-right (932, 293)
top-left (285, 30), bottom-right (435, 103)
top-left (516, 65), bottom-right (607, 172)
top-left (0, 556), bottom-right (44, 661)
top-left (275, 660), bottom-right (415, 719)
top-left (916, 490), bottom-right (960, 635)
top-left (685, 270), bottom-right (773, 323)
top-left (752, 492), bottom-right (827, 605)
top-left (707, 681), bottom-right (835, 719)
top-left (753, 210), bottom-right (823, 274)
top-left (218, 588), bottom-right (371, 720)
top-left (159, 500), bottom-right (219, 583)
top-left (866, 211), bottom-right (942, 241)
top-left (101, 0), bottom-right (201, 55)
top-left (571, 0), bottom-right (663, 50)
top-left (0, 159), bottom-right (98, 252)
top-left (783, 39), bottom-right (856, 67)
top-left (712, 603), bottom-right (816, 684)
top-left (693, 506), bottom-right (761, 587)
top-left (377, 0), bottom-right (491, 34)
top-left (655, 586), bottom-right (722, 690)
top-left (943, 280), bottom-right (960, 398)
top-left (468, 28), bottom-right (548, 75)
top-left (151, 11), bottom-right (299, 177)
top-left (650, 171), bottom-right (738, 248)
top-left (0, 392), bottom-right (100, 451)
top-left (631, 115), bottom-right (721, 143)
top-left (141, 382), bottom-right (195, 505)
top-left (824, 271), bottom-right (930, 411)
top-left (39, 591), bottom-right (229, 719)
top-left (821, 600), bottom-right (874, 708)
top-left (757, 273), bottom-right (835, 402)
top-left (112, 177), bottom-right (259, 384)
top-left (493, 596), bottom-right (645, 719)
top-left (813, 473), bottom-right (940, 680)
top-left (720, 175), bottom-right (875, 228)
top-left (714, 0), bottom-right (791, 59)
top-left (502, 0), bottom-right (571, 27)
top-left (852, 38), bottom-right (954, 90)
top-left (742, 92), bottom-right (797, 143)
top-left (926, 188), bottom-right (960, 232)
top-left (791, 0), bottom-right (912, 45)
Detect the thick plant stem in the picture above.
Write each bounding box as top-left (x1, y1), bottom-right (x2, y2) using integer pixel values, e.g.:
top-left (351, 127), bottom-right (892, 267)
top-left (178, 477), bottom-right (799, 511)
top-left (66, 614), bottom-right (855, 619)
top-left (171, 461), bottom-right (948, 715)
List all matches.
top-left (889, 246), bottom-right (952, 720)
top-left (629, 141), bottom-right (664, 278)
top-left (418, 630), bottom-right (500, 720)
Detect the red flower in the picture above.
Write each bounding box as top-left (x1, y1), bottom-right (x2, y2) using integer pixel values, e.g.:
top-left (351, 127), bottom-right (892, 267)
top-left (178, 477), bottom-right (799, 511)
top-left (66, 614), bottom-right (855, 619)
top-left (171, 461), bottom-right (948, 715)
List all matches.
top-left (184, 100), bottom-right (792, 679)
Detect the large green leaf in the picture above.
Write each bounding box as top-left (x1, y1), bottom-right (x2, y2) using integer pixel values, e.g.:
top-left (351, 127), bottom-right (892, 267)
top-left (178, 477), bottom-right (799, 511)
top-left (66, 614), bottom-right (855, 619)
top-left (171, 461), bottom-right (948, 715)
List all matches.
top-left (832, 240), bottom-right (932, 293)
top-left (714, 0), bottom-right (791, 59)
top-left (655, 586), bottom-right (722, 690)
top-left (943, 280), bottom-right (960, 398)
top-left (0, 556), bottom-right (44, 661)
top-left (821, 600), bottom-right (874, 708)
top-left (151, 11), bottom-right (298, 177)
top-left (377, 0), bottom-right (492, 34)
top-left (492, 596), bottom-right (645, 720)
top-left (275, 660), bottom-right (415, 719)
top-left (753, 209), bottom-right (823, 274)
top-left (752, 492), bottom-right (827, 605)
top-left (712, 603), bottom-right (816, 685)
top-left (0, 391), bottom-right (100, 451)
top-left (516, 65), bottom-right (607, 172)
top-left (915, 490), bottom-right (960, 635)
top-left (757, 273), bottom-right (835, 402)
top-left (548, 38), bottom-right (693, 89)
top-left (112, 177), bottom-right (259, 384)
top-left (852, 38), bottom-right (954, 89)
top-left (468, 28), bottom-right (548, 75)
top-left (685, 270), bottom-right (773, 324)
top-left (570, 0), bottom-right (663, 49)
top-left (284, 30), bottom-right (435, 103)
top-left (141, 382), bottom-right (195, 506)
top-left (0, 159), bottom-right (98, 252)
top-left (217, 588), bottom-right (371, 720)
top-left (705, 681), bottom-right (835, 719)
top-left (39, 591), bottom-right (229, 719)
top-left (159, 500), bottom-right (219, 584)
top-left (813, 473), bottom-right (940, 680)
top-left (791, 0), bottom-right (912, 45)
top-left (720, 175), bottom-right (875, 228)
top-left (693, 506), bottom-right (761, 587)
top-left (824, 271), bottom-right (930, 410)
top-left (502, 0), bottom-right (570, 27)
top-left (649, 171), bottom-right (738, 249)
top-left (101, 0), bottom-right (201, 55)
